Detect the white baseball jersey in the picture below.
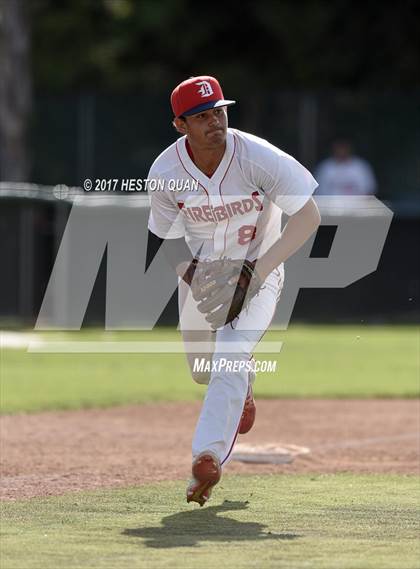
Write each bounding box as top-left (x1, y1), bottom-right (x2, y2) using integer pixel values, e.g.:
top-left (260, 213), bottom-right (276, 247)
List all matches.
top-left (148, 128), bottom-right (318, 261)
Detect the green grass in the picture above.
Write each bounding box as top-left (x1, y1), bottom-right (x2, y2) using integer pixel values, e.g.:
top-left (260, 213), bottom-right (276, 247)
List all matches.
top-left (1, 474), bottom-right (419, 569)
top-left (1, 325), bottom-right (418, 414)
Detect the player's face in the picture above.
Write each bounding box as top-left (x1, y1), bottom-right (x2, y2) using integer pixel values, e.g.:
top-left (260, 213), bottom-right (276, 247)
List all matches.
top-left (179, 107), bottom-right (228, 149)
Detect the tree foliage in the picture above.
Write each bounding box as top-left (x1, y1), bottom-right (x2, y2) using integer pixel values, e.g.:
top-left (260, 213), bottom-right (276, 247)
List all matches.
top-left (30, 0), bottom-right (420, 91)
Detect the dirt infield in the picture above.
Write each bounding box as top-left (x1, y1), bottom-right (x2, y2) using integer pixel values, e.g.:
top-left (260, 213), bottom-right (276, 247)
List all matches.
top-left (1, 399), bottom-right (419, 501)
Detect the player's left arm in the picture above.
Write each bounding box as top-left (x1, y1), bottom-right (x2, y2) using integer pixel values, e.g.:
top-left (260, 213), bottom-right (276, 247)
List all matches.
top-left (254, 197), bottom-right (321, 282)
top-left (248, 141), bottom-right (321, 281)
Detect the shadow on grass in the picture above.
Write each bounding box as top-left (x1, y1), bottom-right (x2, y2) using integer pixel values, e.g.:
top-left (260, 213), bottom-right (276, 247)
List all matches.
top-left (123, 500), bottom-right (300, 548)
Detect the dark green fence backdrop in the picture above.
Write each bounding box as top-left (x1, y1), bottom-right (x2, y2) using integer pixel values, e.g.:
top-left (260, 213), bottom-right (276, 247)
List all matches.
top-left (31, 91), bottom-right (420, 201)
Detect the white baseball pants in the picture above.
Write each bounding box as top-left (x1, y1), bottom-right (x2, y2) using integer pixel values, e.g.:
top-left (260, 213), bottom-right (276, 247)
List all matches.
top-left (178, 267), bottom-right (283, 466)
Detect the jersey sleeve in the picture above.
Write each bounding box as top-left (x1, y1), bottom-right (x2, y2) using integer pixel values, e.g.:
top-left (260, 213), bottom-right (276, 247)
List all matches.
top-left (313, 160), bottom-right (330, 195)
top-left (251, 141), bottom-right (319, 215)
top-left (147, 168), bottom-right (185, 239)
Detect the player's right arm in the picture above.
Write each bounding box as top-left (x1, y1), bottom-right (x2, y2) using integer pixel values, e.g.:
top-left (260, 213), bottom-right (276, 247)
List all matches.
top-left (147, 170), bottom-right (197, 284)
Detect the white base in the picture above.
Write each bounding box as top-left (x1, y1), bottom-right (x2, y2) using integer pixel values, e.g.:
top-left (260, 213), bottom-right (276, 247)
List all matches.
top-left (231, 443), bottom-right (310, 464)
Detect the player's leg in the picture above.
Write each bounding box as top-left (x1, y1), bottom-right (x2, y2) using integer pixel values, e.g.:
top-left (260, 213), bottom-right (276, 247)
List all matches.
top-left (179, 278), bottom-right (220, 505)
top-left (180, 268), bottom-right (283, 504)
top-left (235, 267), bottom-right (283, 437)
top-left (191, 267), bottom-right (283, 466)
top-left (178, 278), bottom-right (215, 385)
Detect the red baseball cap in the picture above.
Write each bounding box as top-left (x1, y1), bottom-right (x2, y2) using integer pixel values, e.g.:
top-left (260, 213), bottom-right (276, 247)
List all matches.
top-left (171, 75), bottom-right (235, 118)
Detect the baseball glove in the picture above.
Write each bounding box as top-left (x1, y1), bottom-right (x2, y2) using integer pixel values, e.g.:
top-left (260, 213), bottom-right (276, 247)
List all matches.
top-left (190, 258), bottom-right (263, 330)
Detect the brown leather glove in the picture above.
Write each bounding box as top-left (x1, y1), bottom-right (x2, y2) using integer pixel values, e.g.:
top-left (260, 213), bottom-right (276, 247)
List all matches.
top-left (190, 258), bottom-right (262, 330)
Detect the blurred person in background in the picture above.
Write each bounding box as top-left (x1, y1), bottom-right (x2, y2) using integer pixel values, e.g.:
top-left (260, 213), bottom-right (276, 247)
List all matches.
top-left (315, 139), bottom-right (377, 196)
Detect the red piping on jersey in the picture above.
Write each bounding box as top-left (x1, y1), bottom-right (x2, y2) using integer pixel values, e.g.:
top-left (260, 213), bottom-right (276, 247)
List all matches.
top-left (218, 133), bottom-right (237, 257)
top-left (185, 139), bottom-right (195, 162)
top-left (185, 139), bottom-right (213, 178)
top-left (175, 141), bottom-right (210, 203)
top-left (221, 422), bottom-right (240, 466)
top-left (221, 353), bottom-right (253, 466)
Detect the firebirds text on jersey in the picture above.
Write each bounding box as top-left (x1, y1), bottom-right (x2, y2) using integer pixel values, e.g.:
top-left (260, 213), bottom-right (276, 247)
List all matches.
top-left (178, 191), bottom-right (263, 223)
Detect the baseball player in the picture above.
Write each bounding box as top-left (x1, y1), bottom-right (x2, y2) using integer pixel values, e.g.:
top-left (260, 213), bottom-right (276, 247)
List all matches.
top-left (147, 75), bottom-right (320, 506)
